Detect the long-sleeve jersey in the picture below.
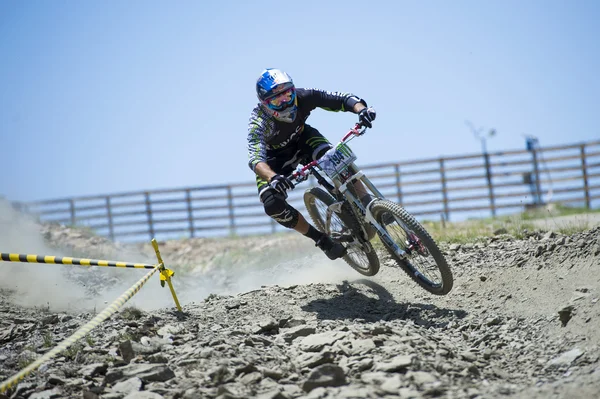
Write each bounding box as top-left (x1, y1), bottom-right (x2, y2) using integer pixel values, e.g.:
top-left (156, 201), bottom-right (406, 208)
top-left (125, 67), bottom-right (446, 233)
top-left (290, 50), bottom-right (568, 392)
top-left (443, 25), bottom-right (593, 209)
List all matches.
top-left (247, 88), bottom-right (365, 171)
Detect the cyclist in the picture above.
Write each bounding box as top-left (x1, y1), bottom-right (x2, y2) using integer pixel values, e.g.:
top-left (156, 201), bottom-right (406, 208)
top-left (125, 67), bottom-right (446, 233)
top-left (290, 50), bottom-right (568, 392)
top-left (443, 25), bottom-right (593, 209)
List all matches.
top-left (247, 68), bottom-right (376, 259)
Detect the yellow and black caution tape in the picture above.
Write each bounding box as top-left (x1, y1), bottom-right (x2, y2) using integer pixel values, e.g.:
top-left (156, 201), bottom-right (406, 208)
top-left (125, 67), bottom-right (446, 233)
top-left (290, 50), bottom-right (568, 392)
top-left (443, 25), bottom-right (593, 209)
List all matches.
top-left (0, 264), bottom-right (160, 394)
top-left (0, 240), bottom-right (181, 310)
top-left (0, 240), bottom-right (181, 311)
top-left (0, 239), bottom-right (183, 393)
top-left (0, 253), bottom-right (155, 269)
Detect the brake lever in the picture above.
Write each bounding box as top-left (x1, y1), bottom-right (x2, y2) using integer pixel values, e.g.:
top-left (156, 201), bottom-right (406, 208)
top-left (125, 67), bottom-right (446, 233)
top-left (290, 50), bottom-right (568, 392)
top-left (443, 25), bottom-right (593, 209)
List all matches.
top-left (289, 165), bottom-right (308, 183)
top-left (355, 122), bottom-right (368, 136)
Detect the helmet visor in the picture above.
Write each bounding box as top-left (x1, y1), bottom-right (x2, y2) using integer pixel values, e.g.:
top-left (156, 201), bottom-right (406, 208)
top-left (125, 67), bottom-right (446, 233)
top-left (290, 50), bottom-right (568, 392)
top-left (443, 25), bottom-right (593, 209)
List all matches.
top-left (265, 87), bottom-right (296, 111)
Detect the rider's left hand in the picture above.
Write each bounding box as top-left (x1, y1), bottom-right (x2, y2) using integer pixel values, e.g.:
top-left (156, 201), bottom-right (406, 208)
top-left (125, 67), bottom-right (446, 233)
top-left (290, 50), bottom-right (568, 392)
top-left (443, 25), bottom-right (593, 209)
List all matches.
top-left (358, 107), bottom-right (376, 128)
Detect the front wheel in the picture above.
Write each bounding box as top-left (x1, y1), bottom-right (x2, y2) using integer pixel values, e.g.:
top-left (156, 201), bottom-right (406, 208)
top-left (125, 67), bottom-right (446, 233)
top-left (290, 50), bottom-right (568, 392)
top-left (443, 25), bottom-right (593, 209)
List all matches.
top-left (371, 200), bottom-right (453, 295)
top-left (304, 187), bottom-right (380, 276)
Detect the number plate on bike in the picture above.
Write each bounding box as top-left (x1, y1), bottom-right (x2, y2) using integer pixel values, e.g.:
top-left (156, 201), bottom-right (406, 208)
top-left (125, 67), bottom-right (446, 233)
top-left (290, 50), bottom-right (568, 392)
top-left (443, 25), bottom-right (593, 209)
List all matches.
top-left (317, 142), bottom-right (357, 179)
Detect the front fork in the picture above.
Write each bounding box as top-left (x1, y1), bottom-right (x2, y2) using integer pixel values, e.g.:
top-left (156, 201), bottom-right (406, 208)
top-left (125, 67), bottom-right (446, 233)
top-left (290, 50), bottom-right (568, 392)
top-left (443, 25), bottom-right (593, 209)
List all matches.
top-left (326, 166), bottom-right (408, 260)
top-left (324, 201), bottom-right (344, 237)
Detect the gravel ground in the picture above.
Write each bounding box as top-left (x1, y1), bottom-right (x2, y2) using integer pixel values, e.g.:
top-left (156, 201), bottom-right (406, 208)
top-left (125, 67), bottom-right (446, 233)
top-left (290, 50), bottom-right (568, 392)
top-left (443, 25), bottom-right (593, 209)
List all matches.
top-left (0, 205), bottom-right (599, 399)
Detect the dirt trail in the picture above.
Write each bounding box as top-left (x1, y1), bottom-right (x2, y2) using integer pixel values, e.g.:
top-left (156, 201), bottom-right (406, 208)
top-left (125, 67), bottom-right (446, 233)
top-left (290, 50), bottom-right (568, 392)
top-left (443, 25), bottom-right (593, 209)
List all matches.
top-left (0, 206), bottom-right (599, 399)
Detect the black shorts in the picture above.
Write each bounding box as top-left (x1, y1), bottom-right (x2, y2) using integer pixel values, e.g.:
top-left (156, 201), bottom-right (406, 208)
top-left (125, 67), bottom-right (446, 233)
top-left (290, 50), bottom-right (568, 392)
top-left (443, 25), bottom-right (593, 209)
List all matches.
top-left (256, 125), bottom-right (332, 194)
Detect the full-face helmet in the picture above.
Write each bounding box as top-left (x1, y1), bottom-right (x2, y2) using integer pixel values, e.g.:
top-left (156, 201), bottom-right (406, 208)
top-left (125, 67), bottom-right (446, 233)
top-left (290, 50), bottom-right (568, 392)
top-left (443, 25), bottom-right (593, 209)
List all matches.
top-left (256, 69), bottom-right (297, 123)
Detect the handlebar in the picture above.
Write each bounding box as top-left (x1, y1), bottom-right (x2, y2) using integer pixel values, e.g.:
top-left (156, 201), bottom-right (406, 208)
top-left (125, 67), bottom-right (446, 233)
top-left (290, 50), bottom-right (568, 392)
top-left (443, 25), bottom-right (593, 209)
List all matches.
top-left (289, 122), bottom-right (368, 181)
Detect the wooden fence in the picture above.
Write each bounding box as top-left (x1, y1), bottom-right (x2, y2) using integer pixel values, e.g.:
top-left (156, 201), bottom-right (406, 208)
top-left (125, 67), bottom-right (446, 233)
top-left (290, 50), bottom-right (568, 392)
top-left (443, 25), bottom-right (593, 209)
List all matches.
top-left (13, 139), bottom-right (600, 242)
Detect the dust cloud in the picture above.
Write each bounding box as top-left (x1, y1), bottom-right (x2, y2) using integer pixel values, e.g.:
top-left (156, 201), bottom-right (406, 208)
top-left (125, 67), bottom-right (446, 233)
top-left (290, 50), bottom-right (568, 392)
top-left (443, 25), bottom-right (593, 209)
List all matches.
top-left (127, 241), bottom-right (359, 311)
top-left (0, 200), bottom-right (87, 310)
top-left (0, 200), bottom-right (359, 312)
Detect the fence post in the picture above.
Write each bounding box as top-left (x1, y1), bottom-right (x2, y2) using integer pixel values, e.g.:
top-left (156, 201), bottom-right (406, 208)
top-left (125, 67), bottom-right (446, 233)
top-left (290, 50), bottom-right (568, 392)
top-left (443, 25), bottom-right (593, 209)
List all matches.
top-left (185, 189), bottom-right (194, 238)
top-left (483, 152), bottom-right (496, 216)
top-left (580, 144), bottom-right (591, 209)
top-left (439, 158), bottom-right (449, 221)
top-left (69, 199), bottom-right (76, 226)
top-left (106, 196), bottom-right (114, 241)
top-left (394, 164), bottom-right (402, 205)
top-left (227, 186), bottom-right (235, 235)
top-left (530, 148), bottom-right (542, 205)
top-left (144, 192), bottom-right (154, 240)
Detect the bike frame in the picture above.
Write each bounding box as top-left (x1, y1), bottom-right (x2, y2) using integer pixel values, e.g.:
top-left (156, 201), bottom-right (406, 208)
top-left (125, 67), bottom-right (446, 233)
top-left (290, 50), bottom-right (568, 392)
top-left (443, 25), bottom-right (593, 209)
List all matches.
top-left (291, 124), bottom-right (408, 260)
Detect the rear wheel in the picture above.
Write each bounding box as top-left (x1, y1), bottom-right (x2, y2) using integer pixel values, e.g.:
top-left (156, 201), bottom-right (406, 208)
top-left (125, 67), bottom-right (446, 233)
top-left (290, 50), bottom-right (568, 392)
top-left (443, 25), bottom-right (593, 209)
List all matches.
top-left (371, 200), bottom-right (453, 295)
top-left (304, 187), bottom-right (380, 276)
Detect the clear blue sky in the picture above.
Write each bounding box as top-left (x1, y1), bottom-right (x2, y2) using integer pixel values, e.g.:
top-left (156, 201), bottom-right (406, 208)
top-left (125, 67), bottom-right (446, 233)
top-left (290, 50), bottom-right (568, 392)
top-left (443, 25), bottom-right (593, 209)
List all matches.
top-left (2, 0), bottom-right (599, 202)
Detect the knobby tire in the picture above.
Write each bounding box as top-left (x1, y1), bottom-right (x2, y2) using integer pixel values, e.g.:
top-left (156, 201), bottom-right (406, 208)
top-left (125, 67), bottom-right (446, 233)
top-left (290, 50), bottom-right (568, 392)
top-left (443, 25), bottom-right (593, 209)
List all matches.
top-left (371, 200), bottom-right (453, 295)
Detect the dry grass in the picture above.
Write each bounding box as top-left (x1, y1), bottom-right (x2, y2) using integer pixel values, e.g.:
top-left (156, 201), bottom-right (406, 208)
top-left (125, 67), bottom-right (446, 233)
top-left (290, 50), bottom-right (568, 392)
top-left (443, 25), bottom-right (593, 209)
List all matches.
top-left (422, 216), bottom-right (535, 244)
top-left (420, 205), bottom-right (597, 244)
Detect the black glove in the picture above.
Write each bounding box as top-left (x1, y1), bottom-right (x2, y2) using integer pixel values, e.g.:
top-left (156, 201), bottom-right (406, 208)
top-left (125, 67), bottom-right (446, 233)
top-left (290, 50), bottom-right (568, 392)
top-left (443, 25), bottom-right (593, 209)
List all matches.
top-left (269, 174), bottom-right (295, 196)
top-left (358, 107), bottom-right (376, 128)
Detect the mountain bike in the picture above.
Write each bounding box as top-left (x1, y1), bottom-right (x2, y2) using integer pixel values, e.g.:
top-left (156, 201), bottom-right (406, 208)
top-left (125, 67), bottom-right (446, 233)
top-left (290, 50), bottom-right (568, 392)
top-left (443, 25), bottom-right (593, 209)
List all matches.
top-left (289, 122), bottom-right (453, 295)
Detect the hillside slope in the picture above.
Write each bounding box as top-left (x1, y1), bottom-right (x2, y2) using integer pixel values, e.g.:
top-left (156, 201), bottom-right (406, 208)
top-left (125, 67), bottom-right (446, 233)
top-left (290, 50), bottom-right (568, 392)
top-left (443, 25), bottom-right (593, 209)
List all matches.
top-left (0, 208), bottom-right (599, 399)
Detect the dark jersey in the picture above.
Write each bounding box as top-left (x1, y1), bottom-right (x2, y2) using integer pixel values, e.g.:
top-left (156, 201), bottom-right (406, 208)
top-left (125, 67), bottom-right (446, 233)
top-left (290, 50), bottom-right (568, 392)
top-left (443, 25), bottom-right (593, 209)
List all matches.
top-left (247, 88), bottom-right (365, 171)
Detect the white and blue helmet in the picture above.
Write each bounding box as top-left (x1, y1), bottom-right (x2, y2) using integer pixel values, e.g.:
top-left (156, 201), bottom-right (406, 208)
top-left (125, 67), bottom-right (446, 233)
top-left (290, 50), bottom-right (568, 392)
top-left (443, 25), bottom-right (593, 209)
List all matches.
top-left (256, 68), bottom-right (298, 123)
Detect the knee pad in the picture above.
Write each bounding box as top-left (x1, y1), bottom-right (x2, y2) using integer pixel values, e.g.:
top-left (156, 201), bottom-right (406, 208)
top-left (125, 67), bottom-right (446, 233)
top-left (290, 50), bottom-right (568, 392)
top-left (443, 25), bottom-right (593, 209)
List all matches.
top-left (260, 189), bottom-right (299, 228)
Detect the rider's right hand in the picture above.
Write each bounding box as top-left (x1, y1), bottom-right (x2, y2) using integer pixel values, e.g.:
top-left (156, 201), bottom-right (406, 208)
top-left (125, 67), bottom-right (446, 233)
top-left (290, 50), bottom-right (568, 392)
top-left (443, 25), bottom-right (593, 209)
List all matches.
top-left (269, 174), bottom-right (295, 196)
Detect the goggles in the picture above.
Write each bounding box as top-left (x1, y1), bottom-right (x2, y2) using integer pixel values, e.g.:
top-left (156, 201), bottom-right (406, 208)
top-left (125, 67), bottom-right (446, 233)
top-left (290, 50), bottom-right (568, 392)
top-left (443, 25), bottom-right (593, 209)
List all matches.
top-left (264, 87), bottom-right (296, 111)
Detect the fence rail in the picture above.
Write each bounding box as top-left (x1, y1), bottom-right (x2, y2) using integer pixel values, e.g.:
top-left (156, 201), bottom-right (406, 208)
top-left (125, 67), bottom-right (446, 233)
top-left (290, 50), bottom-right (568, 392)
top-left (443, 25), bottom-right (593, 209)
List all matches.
top-left (14, 139), bottom-right (600, 242)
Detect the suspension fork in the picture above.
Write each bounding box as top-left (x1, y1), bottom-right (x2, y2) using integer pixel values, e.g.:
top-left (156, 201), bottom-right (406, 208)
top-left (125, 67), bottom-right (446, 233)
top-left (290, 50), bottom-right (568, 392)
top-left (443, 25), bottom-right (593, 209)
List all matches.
top-left (311, 167), bottom-right (366, 245)
top-left (324, 201), bottom-right (343, 237)
top-left (309, 167), bottom-right (346, 237)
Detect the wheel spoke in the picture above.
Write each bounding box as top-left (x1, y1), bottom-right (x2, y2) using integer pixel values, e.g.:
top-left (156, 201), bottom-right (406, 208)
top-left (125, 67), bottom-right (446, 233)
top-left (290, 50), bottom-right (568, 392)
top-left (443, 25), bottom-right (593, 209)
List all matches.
top-left (307, 191), bottom-right (378, 275)
top-left (314, 200), bottom-right (372, 272)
